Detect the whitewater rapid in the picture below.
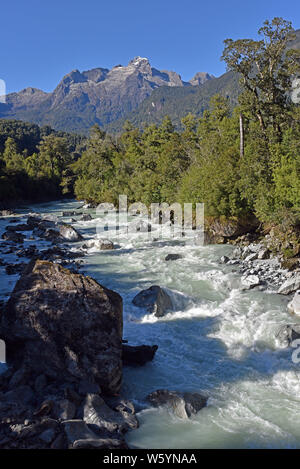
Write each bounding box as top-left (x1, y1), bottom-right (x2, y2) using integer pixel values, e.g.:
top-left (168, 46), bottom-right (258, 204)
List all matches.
top-left (1, 199), bottom-right (300, 449)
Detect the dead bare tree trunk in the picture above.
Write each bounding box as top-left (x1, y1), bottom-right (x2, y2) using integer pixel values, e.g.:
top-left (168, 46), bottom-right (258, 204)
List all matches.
top-left (239, 112), bottom-right (244, 158)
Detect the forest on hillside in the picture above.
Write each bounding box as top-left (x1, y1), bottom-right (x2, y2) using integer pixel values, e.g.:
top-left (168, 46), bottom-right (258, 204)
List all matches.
top-left (0, 18), bottom-right (299, 237)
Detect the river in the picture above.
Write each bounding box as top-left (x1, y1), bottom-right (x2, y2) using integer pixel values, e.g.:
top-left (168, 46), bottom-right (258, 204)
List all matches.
top-left (1, 199), bottom-right (300, 449)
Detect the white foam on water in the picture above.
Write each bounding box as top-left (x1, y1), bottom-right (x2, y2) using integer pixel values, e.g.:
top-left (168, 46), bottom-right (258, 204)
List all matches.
top-left (1, 200), bottom-right (299, 448)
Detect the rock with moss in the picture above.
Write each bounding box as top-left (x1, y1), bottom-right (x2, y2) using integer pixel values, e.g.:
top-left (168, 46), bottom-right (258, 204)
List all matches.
top-left (208, 216), bottom-right (259, 239)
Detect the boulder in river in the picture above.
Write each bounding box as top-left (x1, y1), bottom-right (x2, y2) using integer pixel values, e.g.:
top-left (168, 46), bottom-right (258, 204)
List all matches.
top-left (98, 239), bottom-right (114, 250)
top-left (276, 324), bottom-right (300, 345)
top-left (59, 224), bottom-right (83, 242)
top-left (0, 259), bottom-right (123, 395)
top-left (16, 245), bottom-right (38, 259)
top-left (220, 255), bottom-right (230, 264)
top-left (241, 274), bottom-right (261, 289)
top-left (278, 275), bottom-right (300, 295)
top-left (5, 263), bottom-right (27, 275)
top-left (1, 231), bottom-right (25, 243)
top-left (129, 220), bottom-right (153, 233)
top-left (6, 224), bottom-right (32, 232)
top-left (165, 254), bottom-right (183, 261)
top-left (288, 291), bottom-right (300, 315)
top-left (82, 238), bottom-right (114, 251)
top-left (122, 344), bottom-right (158, 366)
top-left (27, 216), bottom-right (56, 230)
top-left (132, 285), bottom-right (173, 318)
top-left (27, 216), bottom-right (83, 243)
top-left (79, 214), bottom-right (92, 222)
top-left (147, 389), bottom-right (207, 419)
top-left (62, 211), bottom-right (81, 217)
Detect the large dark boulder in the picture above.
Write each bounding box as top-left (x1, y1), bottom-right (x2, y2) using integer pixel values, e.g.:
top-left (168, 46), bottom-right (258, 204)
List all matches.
top-left (27, 216), bottom-right (83, 243)
top-left (122, 344), bottom-right (158, 366)
top-left (1, 231), bottom-right (25, 243)
top-left (62, 419), bottom-right (127, 449)
top-left (165, 254), bottom-right (183, 261)
top-left (27, 216), bottom-right (55, 230)
top-left (147, 389), bottom-right (207, 419)
top-left (132, 285), bottom-right (173, 318)
top-left (5, 263), bottom-right (27, 275)
top-left (83, 393), bottom-right (138, 433)
top-left (6, 224), bottom-right (32, 232)
top-left (0, 259), bottom-right (123, 395)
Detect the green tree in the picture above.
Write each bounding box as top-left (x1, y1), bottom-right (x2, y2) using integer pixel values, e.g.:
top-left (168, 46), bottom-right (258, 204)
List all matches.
top-left (222, 17), bottom-right (300, 136)
top-left (3, 137), bottom-right (24, 172)
top-left (38, 135), bottom-right (71, 178)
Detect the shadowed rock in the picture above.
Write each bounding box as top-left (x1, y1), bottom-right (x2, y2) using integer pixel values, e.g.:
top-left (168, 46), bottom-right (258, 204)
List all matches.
top-left (83, 393), bottom-right (138, 433)
top-left (122, 344), bottom-right (158, 366)
top-left (5, 263), bottom-right (27, 275)
top-left (62, 419), bottom-right (99, 446)
top-left (27, 216), bottom-right (83, 243)
top-left (1, 231), bottom-right (25, 243)
top-left (6, 224), bottom-right (32, 232)
top-left (132, 285), bottom-right (173, 317)
top-left (0, 259), bottom-right (123, 395)
top-left (209, 217), bottom-right (259, 239)
top-left (79, 214), bottom-right (92, 222)
top-left (147, 389), bottom-right (208, 419)
top-left (165, 254), bottom-right (183, 261)
top-left (72, 437), bottom-right (127, 449)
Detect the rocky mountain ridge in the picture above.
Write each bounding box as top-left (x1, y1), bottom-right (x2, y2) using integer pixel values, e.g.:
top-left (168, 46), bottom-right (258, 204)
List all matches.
top-left (0, 57), bottom-right (214, 134)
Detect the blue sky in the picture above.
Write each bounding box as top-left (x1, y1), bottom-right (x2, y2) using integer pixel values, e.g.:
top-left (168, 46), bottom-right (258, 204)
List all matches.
top-left (1, 0), bottom-right (299, 93)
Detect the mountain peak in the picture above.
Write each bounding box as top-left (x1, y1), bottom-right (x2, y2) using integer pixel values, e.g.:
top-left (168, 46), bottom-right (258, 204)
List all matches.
top-left (129, 56), bottom-right (150, 67)
top-left (0, 58), bottom-right (219, 134)
top-left (189, 72), bottom-right (215, 86)
top-left (20, 87), bottom-right (46, 95)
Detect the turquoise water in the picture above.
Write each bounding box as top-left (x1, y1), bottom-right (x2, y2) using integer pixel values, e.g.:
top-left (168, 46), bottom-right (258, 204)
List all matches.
top-left (1, 199), bottom-right (300, 449)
